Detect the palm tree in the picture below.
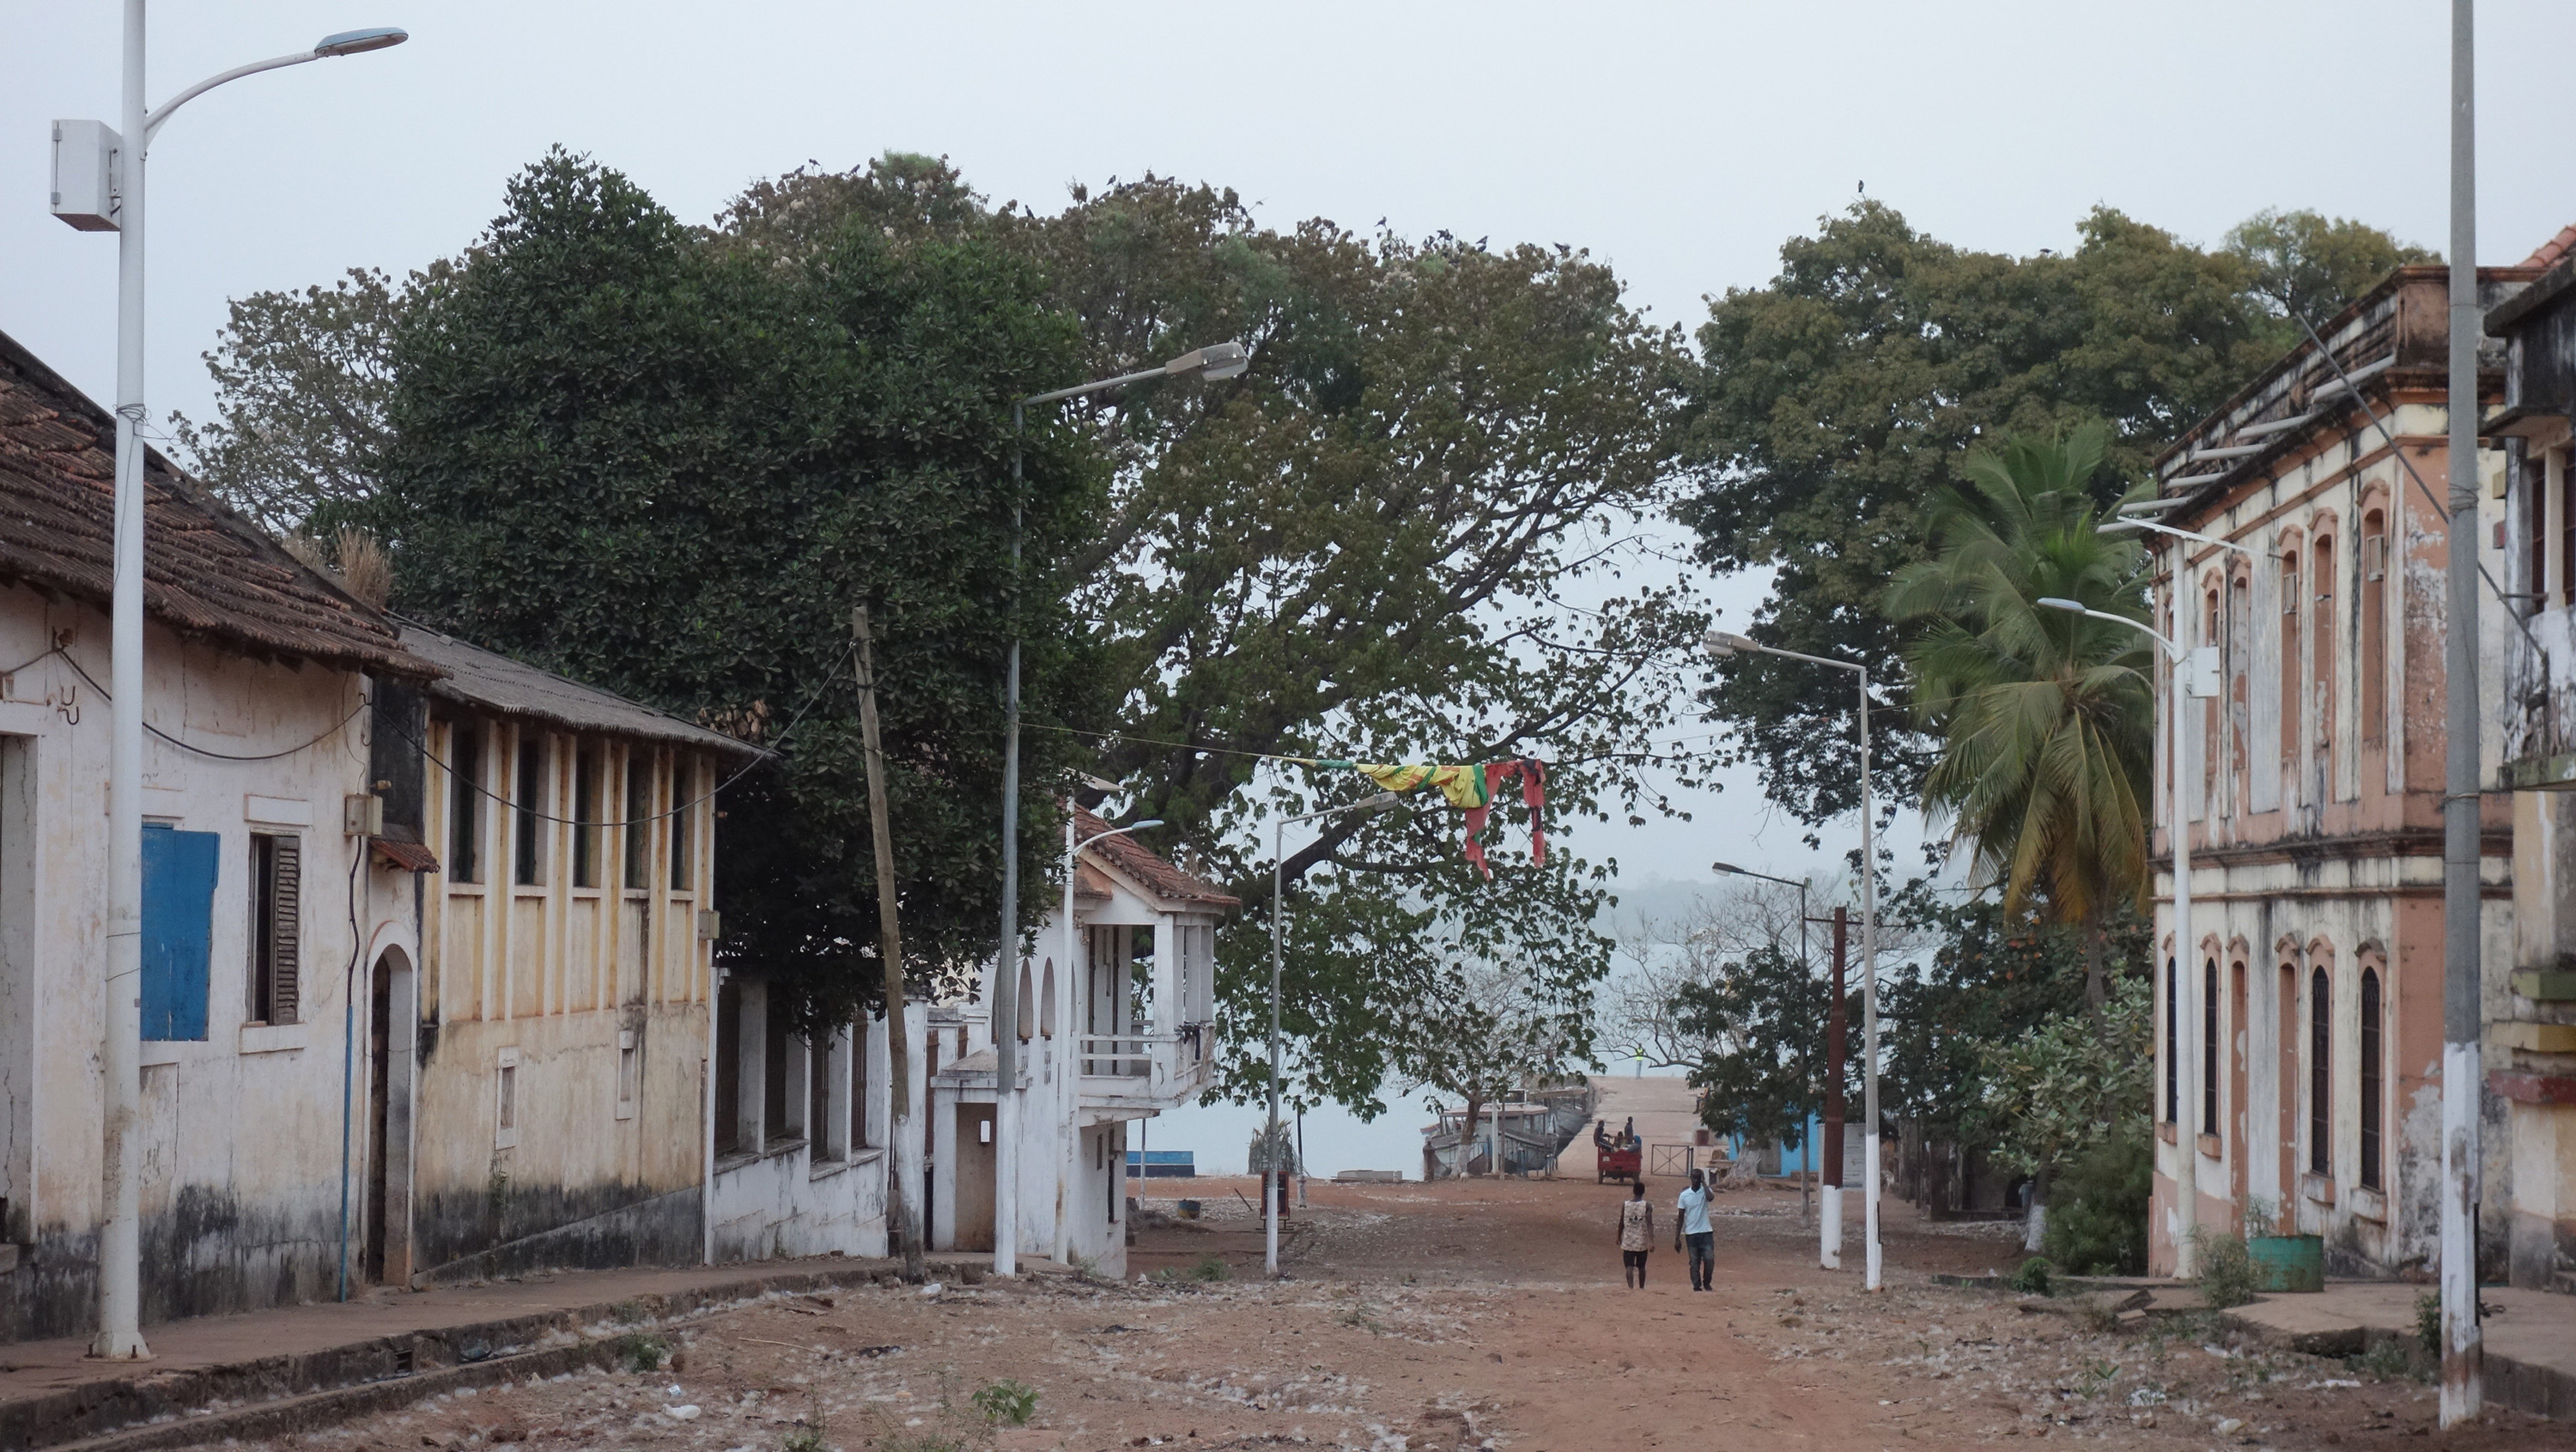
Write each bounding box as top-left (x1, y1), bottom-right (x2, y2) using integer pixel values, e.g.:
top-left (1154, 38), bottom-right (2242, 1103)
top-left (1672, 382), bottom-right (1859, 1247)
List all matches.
top-left (1884, 424), bottom-right (2154, 1015)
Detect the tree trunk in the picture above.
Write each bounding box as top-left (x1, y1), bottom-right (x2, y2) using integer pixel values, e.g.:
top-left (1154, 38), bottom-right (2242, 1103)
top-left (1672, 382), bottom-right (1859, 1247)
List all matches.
top-left (2023, 1167), bottom-right (2049, 1255)
top-left (1461, 1092), bottom-right (1485, 1177)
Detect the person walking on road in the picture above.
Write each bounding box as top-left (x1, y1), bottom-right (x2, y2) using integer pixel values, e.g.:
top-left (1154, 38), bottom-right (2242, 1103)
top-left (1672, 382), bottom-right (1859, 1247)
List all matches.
top-left (1617, 1181), bottom-right (1655, 1288)
top-left (1675, 1168), bottom-right (1716, 1291)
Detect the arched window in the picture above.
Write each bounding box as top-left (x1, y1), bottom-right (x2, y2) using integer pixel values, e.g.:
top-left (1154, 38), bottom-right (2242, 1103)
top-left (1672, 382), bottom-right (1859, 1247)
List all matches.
top-left (2204, 585), bottom-right (2222, 800)
top-left (1039, 958), bottom-right (1057, 1039)
top-left (2164, 956), bottom-right (2179, 1123)
top-left (2309, 965), bottom-right (2331, 1176)
top-left (2279, 548), bottom-right (2302, 765)
top-left (1016, 961), bottom-right (1036, 1042)
top-left (2359, 967), bottom-right (2384, 1192)
top-left (2202, 957), bottom-right (2221, 1137)
top-left (2312, 536), bottom-right (2336, 755)
top-left (2230, 571), bottom-right (2251, 787)
top-left (2360, 509), bottom-right (2388, 746)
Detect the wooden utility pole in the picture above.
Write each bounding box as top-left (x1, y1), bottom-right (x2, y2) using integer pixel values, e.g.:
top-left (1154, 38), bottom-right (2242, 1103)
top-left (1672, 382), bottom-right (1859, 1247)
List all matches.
top-left (855, 606), bottom-right (926, 1281)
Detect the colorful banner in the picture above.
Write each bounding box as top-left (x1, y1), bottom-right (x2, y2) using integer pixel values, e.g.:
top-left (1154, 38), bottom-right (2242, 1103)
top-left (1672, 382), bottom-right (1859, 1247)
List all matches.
top-left (1317, 757), bottom-right (1546, 879)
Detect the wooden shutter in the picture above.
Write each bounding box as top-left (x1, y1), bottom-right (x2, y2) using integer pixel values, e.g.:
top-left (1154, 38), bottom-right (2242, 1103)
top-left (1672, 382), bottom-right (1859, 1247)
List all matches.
top-left (270, 836), bottom-right (301, 1024)
top-left (141, 827), bottom-right (220, 1041)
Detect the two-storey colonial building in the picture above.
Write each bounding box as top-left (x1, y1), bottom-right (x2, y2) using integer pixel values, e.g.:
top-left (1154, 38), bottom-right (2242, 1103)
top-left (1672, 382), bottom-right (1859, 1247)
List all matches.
top-left (2144, 261), bottom-right (2535, 1278)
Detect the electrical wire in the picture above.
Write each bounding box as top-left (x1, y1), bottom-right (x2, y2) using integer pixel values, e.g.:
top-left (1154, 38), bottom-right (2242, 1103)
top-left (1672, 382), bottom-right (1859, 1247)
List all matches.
top-left (49, 646), bottom-right (372, 762)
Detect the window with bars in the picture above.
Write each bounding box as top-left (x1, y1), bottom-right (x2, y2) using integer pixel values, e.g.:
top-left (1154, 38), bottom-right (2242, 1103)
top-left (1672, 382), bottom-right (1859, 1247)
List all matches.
top-left (2280, 553), bottom-right (2302, 765)
top-left (2163, 956), bottom-right (2178, 1123)
top-left (669, 760), bottom-right (694, 891)
top-left (849, 1025), bottom-right (870, 1149)
top-left (448, 722), bottom-right (482, 883)
top-left (2360, 512), bottom-right (2389, 746)
top-left (2309, 965), bottom-right (2331, 1176)
top-left (623, 756), bottom-right (652, 890)
top-left (2202, 958), bottom-right (2220, 1137)
top-left (2313, 538), bottom-right (2336, 756)
top-left (2360, 967), bottom-right (2384, 1192)
top-left (513, 735), bottom-right (545, 887)
top-left (247, 833), bottom-right (301, 1025)
top-left (573, 745), bottom-right (601, 888)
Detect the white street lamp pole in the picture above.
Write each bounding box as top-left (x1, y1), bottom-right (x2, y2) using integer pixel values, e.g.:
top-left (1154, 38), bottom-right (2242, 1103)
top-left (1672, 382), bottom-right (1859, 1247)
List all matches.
top-left (993, 344), bottom-right (1242, 1279)
top-left (1704, 631), bottom-right (1882, 1289)
top-left (1268, 791), bottom-right (1400, 1277)
top-left (76, 8), bottom-right (406, 1362)
top-left (1710, 862), bottom-right (1820, 1248)
top-left (2037, 596), bottom-right (2197, 1276)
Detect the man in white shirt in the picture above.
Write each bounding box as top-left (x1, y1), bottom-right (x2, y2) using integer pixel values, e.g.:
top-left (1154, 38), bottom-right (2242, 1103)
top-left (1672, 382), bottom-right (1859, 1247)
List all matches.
top-left (1674, 1168), bottom-right (1716, 1291)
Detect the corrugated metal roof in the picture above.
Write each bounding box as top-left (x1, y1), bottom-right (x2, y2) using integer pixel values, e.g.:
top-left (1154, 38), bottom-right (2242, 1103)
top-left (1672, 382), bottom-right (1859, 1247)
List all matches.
top-left (398, 623), bottom-right (764, 758)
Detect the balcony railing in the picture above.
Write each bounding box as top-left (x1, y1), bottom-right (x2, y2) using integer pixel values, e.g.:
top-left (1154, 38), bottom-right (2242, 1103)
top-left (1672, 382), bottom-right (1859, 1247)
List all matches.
top-left (1078, 1023), bottom-right (1213, 1096)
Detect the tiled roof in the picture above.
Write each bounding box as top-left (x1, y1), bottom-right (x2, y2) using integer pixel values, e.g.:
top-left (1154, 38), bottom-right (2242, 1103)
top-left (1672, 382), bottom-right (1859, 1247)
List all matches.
top-left (2519, 222), bottom-right (2576, 271)
top-left (398, 623), bottom-right (765, 758)
top-left (1073, 806), bottom-right (1242, 908)
top-left (0, 326), bottom-right (429, 677)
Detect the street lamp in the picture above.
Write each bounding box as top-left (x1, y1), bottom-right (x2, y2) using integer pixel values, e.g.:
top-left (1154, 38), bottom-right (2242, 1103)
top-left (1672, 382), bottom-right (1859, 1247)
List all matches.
top-left (55, 5), bottom-right (409, 1363)
top-left (993, 341), bottom-right (1244, 1279)
top-left (1054, 814), bottom-right (1163, 1267)
top-left (1710, 860), bottom-right (1832, 1255)
top-left (1267, 790), bottom-right (1404, 1276)
top-left (2037, 595), bottom-right (2200, 1275)
top-left (1704, 629), bottom-right (1887, 1291)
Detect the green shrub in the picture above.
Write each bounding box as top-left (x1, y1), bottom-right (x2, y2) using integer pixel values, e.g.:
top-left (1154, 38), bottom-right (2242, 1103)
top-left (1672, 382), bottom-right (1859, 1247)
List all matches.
top-left (2415, 1291), bottom-right (2440, 1353)
top-left (2011, 1256), bottom-right (2053, 1296)
top-left (2192, 1229), bottom-right (2257, 1309)
top-left (2043, 1121), bottom-right (2151, 1275)
top-left (971, 1378), bottom-right (1038, 1426)
top-left (613, 1331), bottom-right (669, 1372)
top-left (1190, 1253), bottom-right (1231, 1282)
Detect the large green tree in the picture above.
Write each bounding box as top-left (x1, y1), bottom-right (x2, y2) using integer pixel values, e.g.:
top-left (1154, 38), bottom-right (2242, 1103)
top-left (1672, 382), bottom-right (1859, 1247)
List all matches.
top-left (1678, 202), bottom-right (2424, 827)
top-left (1884, 425), bottom-right (2154, 1012)
top-left (720, 160), bottom-right (1704, 1115)
top-left (204, 151), bottom-right (1703, 1112)
top-left (372, 150), bottom-right (1110, 1029)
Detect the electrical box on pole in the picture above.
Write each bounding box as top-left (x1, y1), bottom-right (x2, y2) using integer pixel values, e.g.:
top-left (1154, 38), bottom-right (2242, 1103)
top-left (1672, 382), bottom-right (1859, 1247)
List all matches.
top-left (2182, 645), bottom-right (2222, 699)
top-left (50, 119), bottom-right (122, 231)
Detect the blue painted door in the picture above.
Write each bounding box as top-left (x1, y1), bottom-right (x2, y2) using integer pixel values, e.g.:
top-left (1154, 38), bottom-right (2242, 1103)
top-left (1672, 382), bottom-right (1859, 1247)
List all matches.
top-left (141, 825), bottom-right (219, 1042)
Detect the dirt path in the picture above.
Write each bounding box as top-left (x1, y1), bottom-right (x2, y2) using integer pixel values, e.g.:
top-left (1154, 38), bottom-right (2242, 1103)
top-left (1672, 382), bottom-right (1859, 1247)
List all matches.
top-left (234, 1175), bottom-right (2574, 1451)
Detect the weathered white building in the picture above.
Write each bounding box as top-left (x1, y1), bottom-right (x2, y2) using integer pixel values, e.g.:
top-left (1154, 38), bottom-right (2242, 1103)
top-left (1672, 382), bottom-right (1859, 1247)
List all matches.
top-left (924, 807), bottom-right (1233, 1277)
top-left (396, 625), bottom-right (761, 1284)
top-left (0, 329), bottom-right (440, 1340)
top-left (2480, 224), bottom-right (2576, 1294)
top-left (2142, 259), bottom-right (2538, 1278)
top-left (704, 976), bottom-right (907, 1263)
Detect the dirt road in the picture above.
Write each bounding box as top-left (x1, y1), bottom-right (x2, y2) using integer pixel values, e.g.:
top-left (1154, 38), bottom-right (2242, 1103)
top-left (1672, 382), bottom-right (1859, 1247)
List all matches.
top-left (242, 1175), bottom-right (2573, 1451)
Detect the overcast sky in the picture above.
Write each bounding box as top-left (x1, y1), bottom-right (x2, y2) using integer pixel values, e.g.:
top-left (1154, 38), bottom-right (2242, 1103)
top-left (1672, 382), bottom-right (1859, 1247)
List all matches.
top-left (6, 0), bottom-right (2572, 906)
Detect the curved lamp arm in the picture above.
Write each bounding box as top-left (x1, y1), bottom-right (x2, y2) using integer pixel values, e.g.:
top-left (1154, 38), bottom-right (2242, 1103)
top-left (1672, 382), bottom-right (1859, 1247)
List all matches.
top-left (2036, 597), bottom-right (2182, 661)
top-left (145, 27), bottom-right (406, 142)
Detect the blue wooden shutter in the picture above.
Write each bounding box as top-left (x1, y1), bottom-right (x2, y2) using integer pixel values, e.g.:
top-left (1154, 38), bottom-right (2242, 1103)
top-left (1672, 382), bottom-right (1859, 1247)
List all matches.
top-left (141, 826), bottom-right (219, 1042)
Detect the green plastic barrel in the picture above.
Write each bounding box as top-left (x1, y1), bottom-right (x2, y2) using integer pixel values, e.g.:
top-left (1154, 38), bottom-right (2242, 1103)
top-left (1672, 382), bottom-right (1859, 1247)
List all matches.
top-left (2247, 1234), bottom-right (2324, 1292)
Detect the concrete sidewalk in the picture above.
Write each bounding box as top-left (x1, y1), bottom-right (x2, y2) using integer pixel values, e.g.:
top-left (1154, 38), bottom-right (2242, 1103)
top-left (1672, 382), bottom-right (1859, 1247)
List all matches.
top-left (2225, 1281), bottom-right (2576, 1420)
top-left (0, 1253), bottom-right (1011, 1451)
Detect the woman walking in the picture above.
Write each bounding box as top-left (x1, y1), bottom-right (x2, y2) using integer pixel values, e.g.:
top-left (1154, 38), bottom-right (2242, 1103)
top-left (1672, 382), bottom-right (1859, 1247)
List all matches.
top-left (1616, 1181), bottom-right (1655, 1288)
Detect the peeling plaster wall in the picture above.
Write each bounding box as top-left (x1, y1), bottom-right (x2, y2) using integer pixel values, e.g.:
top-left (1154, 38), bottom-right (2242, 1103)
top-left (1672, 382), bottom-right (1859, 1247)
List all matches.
top-left (0, 586), bottom-right (419, 1342)
top-left (2145, 361), bottom-right (2516, 1279)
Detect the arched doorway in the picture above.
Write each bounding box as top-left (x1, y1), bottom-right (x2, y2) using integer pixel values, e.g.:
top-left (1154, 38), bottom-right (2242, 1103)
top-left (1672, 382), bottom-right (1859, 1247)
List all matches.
top-left (364, 946), bottom-right (416, 1285)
